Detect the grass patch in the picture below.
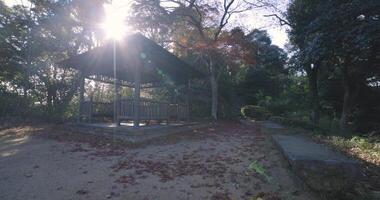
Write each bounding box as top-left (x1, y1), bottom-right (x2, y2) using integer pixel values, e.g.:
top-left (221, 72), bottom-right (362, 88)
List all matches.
top-left (248, 161), bottom-right (271, 182)
top-left (315, 135), bottom-right (380, 166)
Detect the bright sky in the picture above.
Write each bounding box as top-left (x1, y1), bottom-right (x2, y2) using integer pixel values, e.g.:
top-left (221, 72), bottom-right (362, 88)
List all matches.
top-left (4, 0), bottom-right (289, 48)
top-left (3, 0), bottom-right (15, 6)
top-left (234, 1), bottom-right (290, 48)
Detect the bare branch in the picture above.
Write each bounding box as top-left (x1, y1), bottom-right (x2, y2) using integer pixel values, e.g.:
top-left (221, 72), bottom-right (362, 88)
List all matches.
top-left (243, 0), bottom-right (278, 10)
top-left (264, 14), bottom-right (292, 27)
top-left (213, 0), bottom-right (236, 41)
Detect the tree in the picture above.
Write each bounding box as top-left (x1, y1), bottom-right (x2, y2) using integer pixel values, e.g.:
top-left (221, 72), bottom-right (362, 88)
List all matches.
top-left (286, 0), bottom-right (324, 127)
top-left (130, 0), bottom-right (257, 120)
top-left (0, 2), bottom-right (25, 90)
top-left (235, 29), bottom-right (288, 106)
top-left (0, 0), bottom-right (107, 119)
top-left (287, 0), bottom-right (380, 134)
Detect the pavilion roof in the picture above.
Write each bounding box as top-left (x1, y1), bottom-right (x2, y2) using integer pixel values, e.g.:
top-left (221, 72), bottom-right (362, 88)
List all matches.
top-left (58, 33), bottom-right (204, 85)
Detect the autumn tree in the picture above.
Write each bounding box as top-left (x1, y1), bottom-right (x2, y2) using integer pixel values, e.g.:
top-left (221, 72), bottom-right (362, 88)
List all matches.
top-left (130, 0), bottom-right (260, 120)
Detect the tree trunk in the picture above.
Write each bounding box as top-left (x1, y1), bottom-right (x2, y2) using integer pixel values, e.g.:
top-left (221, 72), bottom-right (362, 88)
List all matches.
top-left (307, 66), bottom-right (320, 127)
top-left (77, 74), bottom-right (85, 123)
top-left (339, 75), bottom-right (359, 136)
top-left (47, 87), bottom-right (54, 111)
top-left (339, 83), bottom-right (351, 135)
top-left (339, 65), bottom-right (365, 135)
top-left (24, 60), bottom-right (31, 98)
top-left (210, 65), bottom-right (218, 121)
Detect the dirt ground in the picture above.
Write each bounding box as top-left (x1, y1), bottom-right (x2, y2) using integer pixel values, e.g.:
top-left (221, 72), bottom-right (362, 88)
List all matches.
top-left (0, 122), bottom-right (318, 200)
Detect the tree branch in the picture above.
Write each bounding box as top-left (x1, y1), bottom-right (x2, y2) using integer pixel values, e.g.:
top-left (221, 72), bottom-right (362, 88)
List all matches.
top-left (264, 14), bottom-right (292, 27)
top-left (213, 0), bottom-right (236, 41)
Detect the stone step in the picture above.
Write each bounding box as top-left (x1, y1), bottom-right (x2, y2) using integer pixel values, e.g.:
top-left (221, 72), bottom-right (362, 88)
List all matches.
top-left (272, 134), bottom-right (360, 194)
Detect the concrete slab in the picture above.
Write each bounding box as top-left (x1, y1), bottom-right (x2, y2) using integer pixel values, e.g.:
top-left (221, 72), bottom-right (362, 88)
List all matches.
top-left (260, 121), bottom-right (285, 129)
top-left (272, 134), bottom-right (360, 193)
top-left (272, 135), bottom-right (356, 163)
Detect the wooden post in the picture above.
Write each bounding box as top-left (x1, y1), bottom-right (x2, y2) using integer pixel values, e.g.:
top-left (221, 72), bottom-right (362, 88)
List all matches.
top-left (133, 58), bottom-right (141, 128)
top-left (114, 81), bottom-right (120, 126)
top-left (166, 103), bottom-right (170, 125)
top-left (89, 96), bottom-right (93, 123)
top-left (113, 40), bottom-right (120, 126)
top-left (176, 104), bottom-right (179, 121)
top-left (77, 73), bottom-right (85, 123)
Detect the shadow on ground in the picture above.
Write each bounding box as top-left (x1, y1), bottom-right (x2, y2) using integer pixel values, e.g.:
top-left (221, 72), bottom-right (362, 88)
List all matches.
top-left (0, 122), bottom-right (318, 200)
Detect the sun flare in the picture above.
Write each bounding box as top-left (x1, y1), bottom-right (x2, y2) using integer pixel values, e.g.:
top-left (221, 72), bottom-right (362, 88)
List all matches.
top-left (100, 2), bottom-right (130, 40)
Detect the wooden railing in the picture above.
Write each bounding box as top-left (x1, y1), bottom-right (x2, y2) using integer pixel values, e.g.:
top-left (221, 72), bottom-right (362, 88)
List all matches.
top-left (119, 98), bottom-right (169, 120)
top-left (168, 103), bottom-right (189, 120)
top-left (80, 98), bottom-right (189, 122)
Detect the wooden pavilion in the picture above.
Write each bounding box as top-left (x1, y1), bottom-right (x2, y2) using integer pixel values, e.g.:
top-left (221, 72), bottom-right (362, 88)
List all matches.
top-left (59, 33), bottom-right (203, 128)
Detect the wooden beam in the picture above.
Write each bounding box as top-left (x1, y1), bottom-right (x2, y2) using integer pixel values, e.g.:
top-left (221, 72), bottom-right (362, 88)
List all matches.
top-left (86, 76), bottom-right (133, 87)
top-left (85, 76), bottom-right (163, 89)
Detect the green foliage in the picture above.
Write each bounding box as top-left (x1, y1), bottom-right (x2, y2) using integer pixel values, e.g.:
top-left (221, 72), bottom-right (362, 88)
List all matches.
top-left (269, 116), bottom-right (315, 130)
top-left (241, 105), bottom-right (271, 120)
top-left (241, 73), bottom-right (310, 121)
top-left (248, 161), bottom-right (271, 182)
top-left (316, 135), bottom-right (380, 165)
top-left (287, 0), bottom-right (380, 133)
top-left (218, 70), bottom-right (240, 119)
top-left (235, 29), bottom-right (294, 121)
top-left (0, 90), bottom-right (33, 117)
top-left (352, 87), bottom-right (380, 132)
top-left (235, 29), bottom-right (288, 106)
top-left (0, 0), bottom-right (108, 121)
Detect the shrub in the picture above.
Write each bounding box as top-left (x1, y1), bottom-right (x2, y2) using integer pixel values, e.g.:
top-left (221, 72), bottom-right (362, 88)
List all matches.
top-left (266, 100), bottom-right (290, 115)
top-left (241, 105), bottom-right (271, 120)
top-left (269, 116), bottom-right (315, 130)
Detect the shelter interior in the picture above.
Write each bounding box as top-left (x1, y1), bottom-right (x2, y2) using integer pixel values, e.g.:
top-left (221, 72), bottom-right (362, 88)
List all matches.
top-left (59, 33), bottom-right (203, 128)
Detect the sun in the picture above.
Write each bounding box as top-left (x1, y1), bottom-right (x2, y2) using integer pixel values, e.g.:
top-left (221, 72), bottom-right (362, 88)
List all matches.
top-left (100, 2), bottom-right (130, 40)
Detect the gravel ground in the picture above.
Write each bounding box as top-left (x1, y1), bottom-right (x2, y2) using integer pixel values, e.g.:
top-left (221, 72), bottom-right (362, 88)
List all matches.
top-left (0, 122), bottom-right (318, 200)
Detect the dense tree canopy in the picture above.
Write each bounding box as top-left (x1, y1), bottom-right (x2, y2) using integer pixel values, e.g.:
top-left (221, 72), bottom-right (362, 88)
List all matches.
top-left (287, 0), bottom-right (380, 134)
top-left (0, 0), bottom-right (107, 119)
